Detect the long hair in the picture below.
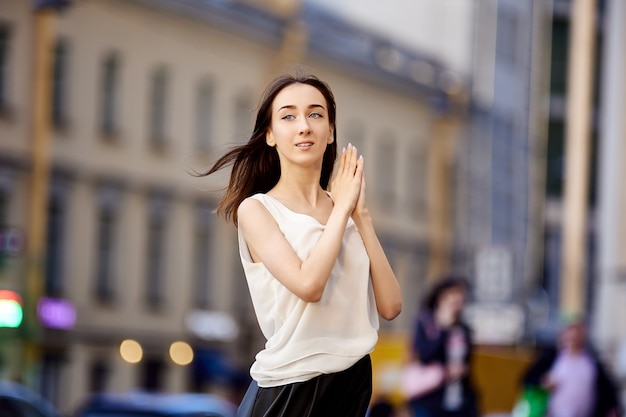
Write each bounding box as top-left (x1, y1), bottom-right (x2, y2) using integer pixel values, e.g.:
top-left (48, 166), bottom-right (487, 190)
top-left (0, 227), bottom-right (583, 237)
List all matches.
top-left (200, 73), bottom-right (338, 225)
top-left (421, 275), bottom-right (469, 313)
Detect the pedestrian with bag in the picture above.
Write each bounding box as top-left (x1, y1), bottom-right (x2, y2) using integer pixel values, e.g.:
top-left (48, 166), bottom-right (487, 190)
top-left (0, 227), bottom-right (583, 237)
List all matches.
top-left (404, 276), bottom-right (478, 417)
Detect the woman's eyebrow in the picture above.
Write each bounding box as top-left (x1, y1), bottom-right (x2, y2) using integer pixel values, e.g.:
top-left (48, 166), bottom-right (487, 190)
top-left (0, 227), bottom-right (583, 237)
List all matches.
top-left (277, 104), bottom-right (326, 112)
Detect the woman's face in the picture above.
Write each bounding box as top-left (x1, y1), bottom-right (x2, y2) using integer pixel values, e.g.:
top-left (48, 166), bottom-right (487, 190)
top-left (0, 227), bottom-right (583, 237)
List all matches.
top-left (437, 287), bottom-right (466, 319)
top-left (266, 83), bottom-right (334, 169)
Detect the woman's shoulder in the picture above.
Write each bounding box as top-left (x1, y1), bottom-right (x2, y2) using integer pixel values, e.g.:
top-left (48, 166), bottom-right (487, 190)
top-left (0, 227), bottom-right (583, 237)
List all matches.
top-left (238, 193), bottom-right (291, 226)
top-left (240, 193), bottom-right (277, 206)
top-left (238, 194), bottom-right (270, 220)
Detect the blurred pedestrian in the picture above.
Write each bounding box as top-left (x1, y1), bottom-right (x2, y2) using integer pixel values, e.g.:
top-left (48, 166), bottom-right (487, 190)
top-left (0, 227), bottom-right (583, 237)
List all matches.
top-left (522, 315), bottom-right (622, 417)
top-left (406, 276), bottom-right (478, 417)
top-left (201, 71), bottom-right (403, 417)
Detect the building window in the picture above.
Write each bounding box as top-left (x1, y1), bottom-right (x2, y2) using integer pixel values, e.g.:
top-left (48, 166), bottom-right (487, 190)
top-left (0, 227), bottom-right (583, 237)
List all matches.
top-left (491, 120), bottom-right (514, 243)
top-left (550, 19), bottom-right (569, 96)
top-left (145, 194), bottom-right (169, 308)
top-left (375, 132), bottom-right (396, 207)
top-left (52, 38), bottom-right (69, 128)
top-left (94, 185), bottom-right (121, 303)
top-left (99, 52), bottom-right (120, 137)
top-left (0, 169), bottom-right (14, 227)
top-left (0, 24), bottom-right (10, 112)
top-left (195, 81), bottom-right (215, 152)
top-left (89, 358), bottom-right (109, 393)
top-left (193, 203), bottom-right (214, 309)
top-left (40, 352), bottom-right (63, 407)
top-left (407, 141), bottom-right (427, 218)
top-left (546, 120), bottom-right (565, 198)
top-left (45, 183), bottom-right (68, 297)
top-left (496, 7), bottom-right (519, 67)
top-left (233, 93), bottom-right (252, 142)
top-left (141, 357), bottom-right (165, 392)
top-left (149, 67), bottom-right (168, 148)
top-left (0, 189), bottom-right (7, 228)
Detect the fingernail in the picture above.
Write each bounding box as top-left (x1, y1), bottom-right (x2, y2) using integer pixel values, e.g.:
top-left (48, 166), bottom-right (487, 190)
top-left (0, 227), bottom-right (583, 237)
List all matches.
top-left (348, 142), bottom-right (352, 149)
top-left (342, 147), bottom-right (346, 153)
top-left (359, 155), bottom-right (363, 160)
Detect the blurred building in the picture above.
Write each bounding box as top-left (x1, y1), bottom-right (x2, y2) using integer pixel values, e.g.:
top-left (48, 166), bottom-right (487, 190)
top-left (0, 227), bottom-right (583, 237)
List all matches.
top-left (0, 0), bottom-right (466, 412)
top-left (594, 0), bottom-right (626, 404)
top-left (305, 0), bottom-right (475, 78)
top-left (540, 0), bottom-right (606, 336)
top-left (310, 0), bottom-right (554, 346)
top-left (541, 0), bottom-right (626, 392)
top-left (594, 0), bottom-right (626, 365)
top-left (452, 0), bottom-right (552, 345)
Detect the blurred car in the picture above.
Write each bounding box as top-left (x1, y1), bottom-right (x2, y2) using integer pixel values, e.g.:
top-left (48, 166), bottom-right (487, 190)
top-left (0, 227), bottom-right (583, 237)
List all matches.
top-left (75, 391), bottom-right (237, 417)
top-left (0, 380), bottom-right (61, 417)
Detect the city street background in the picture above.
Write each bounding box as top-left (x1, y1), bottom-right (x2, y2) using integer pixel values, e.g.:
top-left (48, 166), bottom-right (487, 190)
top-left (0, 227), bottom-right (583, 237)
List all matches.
top-left (0, 0), bottom-right (624, 416)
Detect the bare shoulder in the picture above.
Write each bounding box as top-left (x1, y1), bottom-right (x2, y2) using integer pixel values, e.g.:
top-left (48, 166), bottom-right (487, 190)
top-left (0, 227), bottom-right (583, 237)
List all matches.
top-left (238, 196), bottom-right (264, 218)
top-left (238, 196), bottom-right (274, 229)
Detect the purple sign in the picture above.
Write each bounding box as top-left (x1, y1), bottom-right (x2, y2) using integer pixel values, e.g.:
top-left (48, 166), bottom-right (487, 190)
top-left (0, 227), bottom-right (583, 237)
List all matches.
top-left (37, 297), bottom-right (77, 329)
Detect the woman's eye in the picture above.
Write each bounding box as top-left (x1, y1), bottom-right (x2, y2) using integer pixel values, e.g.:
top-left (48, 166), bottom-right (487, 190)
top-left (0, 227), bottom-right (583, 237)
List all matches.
top-left (281, 114), bottom-right (295, 121)
top-left (309, 112), bottom-right (323, 119)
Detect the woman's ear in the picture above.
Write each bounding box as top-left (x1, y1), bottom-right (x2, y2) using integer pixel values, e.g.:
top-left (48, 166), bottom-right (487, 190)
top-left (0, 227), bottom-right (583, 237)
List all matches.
top-left (266, 131), bottom-right (275, 147)
top-left (327, 126), bottom-right (334, 144)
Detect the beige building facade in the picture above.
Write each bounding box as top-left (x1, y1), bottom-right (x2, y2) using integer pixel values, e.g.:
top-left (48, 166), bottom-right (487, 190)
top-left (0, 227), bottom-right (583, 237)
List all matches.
top-left (0, 0), bottom-right (466, 412)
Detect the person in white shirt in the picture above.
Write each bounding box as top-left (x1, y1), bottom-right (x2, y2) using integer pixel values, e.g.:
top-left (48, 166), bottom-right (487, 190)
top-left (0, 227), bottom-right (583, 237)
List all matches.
top-left (522, 316), bottom-right (622, 417)
top-left (201, 72), bottom-right (403, 417)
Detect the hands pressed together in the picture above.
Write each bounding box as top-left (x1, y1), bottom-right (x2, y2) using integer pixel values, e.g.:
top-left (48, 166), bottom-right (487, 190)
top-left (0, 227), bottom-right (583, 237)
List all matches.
top-left (330, 143), bottom-right (368, 218)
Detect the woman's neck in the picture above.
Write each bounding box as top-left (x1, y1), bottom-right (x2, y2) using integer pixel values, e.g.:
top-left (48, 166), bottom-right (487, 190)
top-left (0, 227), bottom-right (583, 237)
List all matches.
top-left (270, 180), bottom-right (326, 207)
top-left (270, 164), bottom-right (325, 207)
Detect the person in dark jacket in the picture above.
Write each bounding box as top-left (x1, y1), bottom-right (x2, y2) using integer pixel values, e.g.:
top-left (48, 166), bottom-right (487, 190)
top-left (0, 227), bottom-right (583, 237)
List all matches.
top-left (407, 276), bottom-right (479, 417)
top-left (523, 315), bottom-right (622, 417)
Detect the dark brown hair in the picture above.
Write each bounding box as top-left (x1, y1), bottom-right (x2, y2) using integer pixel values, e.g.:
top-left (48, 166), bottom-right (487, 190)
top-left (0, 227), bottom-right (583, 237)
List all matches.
top-left (422, 275), bottom-right (470, 313)
top-left (200, 73), bottom-right (338, 225)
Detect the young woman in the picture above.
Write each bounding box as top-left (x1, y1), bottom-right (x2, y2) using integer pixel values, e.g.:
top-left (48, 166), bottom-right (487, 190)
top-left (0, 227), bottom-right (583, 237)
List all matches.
top-left (202, 73), bottom-right (403, 417)
top-left (407, 276), bottom-right (478, 417)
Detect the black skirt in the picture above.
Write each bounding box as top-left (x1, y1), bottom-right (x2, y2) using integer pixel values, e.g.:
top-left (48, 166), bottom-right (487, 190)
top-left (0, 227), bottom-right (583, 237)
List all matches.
top-left (237, 355), bottom-right (372, 417)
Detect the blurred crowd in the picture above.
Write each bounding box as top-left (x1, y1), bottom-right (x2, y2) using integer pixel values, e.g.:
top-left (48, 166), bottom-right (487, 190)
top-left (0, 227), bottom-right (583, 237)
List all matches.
top-left (369, 276), bottom-right (624, 417)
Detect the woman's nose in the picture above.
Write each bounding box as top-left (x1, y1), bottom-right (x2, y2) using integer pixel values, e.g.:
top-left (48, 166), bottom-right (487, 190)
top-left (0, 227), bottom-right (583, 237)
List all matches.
top-left (298, 117), bottom-right (311, 134)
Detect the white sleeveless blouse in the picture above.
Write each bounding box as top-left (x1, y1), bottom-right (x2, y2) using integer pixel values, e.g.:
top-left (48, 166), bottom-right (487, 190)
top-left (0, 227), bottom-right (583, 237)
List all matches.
top-left (238, 193), bottom-right (379, 387)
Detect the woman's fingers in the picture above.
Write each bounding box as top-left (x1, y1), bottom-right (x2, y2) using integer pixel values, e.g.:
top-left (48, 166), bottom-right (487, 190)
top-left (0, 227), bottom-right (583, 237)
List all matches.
top-left (336, 145), bottom-right (346, 175)
top-left (330, 144), bottom-right (365, 213)
top-left (354, 154), bottom-right (364, 179)
top-left (337, 143), bottom-right (358, 178)
top-left (347, 144), bottom-right (358, 176)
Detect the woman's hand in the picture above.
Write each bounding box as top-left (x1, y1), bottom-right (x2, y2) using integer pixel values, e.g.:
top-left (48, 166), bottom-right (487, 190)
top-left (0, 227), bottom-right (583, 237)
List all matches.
top-left (446, 363), bottom-right (467, 382)
top-left (330, 143), bottom-right (363, 216)
top-left (352, 167), bottom-right (369, 219)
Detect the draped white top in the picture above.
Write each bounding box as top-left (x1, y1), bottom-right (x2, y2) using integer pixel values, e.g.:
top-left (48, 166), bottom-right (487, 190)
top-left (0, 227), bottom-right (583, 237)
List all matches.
top-left (238, 193), bottom-right (379, 387)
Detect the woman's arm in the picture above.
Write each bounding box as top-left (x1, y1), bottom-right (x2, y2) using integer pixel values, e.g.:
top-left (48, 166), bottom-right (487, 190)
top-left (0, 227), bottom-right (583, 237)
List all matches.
top-left (351, 167), bottom-right (402, 320)
top-left (352, 212), bottom-right (402, 320)
top-left (237, 145), bottom-right (363, 303)
top-left (413, 315), bottom-right (446, 363)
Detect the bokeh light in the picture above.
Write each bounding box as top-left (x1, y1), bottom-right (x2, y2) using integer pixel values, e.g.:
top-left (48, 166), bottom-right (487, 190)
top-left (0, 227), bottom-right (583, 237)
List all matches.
top-left (119, 339), bottom-right (143, 364)
top-left (169, 341), bottom-right (194, 366)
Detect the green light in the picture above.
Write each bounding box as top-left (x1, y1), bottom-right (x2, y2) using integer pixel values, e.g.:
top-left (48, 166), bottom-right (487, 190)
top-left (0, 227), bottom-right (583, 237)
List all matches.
top-left (0, 290), bottom-right (23, 328)
top-left (0, 300), bottom-right (23, 328)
